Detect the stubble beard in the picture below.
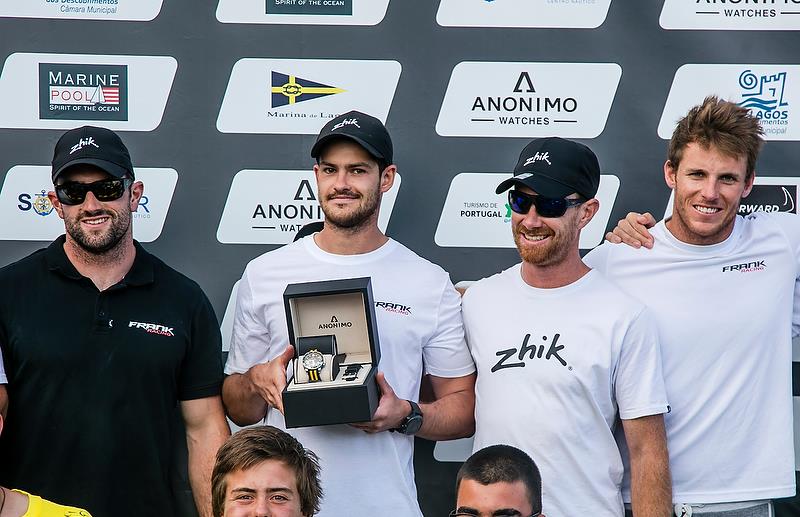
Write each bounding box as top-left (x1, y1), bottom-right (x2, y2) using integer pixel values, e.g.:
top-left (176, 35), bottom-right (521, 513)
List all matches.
top-left (513, 217), bottom-right (578, 267)
top-left (322, 185), bottom-right (381, 232)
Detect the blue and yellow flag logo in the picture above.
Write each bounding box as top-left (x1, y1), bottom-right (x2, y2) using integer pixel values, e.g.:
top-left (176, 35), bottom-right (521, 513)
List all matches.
top-left (271, 72), bottom-right (345, 107)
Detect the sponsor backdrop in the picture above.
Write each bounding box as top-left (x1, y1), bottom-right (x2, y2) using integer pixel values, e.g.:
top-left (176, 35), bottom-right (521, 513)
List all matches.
top-left (1, 1), bottom-right (799, 515)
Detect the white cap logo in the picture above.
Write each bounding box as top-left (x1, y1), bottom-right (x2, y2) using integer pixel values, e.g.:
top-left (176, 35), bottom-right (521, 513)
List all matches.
top-left (523, 152), bottom-right (551, 167)
top-left (332, 118), bottom-right (360, 131)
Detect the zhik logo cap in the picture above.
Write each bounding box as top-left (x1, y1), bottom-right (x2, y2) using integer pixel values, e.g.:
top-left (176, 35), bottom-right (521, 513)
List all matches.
top-left (311, 110), bottom-right (393, 165)
top-left (495, 137), bottom-right (600, 199)
top-left (52, 125), bottom-right (134, 183)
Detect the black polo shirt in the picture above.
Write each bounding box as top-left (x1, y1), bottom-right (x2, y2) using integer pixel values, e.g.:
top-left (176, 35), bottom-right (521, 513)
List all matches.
top-left (0, 236), bottom-right (223, 517)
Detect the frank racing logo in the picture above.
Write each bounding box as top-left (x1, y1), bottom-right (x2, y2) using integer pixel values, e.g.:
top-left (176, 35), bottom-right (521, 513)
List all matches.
top-left (721, 260), bottom-right (766, 273)
top-left (129, 320), bottom-right (175, 337)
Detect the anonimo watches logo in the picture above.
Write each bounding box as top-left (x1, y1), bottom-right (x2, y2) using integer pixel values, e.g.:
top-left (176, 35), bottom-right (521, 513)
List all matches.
top-left (216, 170), bottom-right (401, 244)
top-left (436, 62), bottom-right (621, 138)
top-left (0, 53), bottom-right (176, 131)
top-left (217, 58), bottom-right (400, 134)
top-left (660, 0), bottom-right (800, 30)
top-left (437, 0), bottom-right (612, 28)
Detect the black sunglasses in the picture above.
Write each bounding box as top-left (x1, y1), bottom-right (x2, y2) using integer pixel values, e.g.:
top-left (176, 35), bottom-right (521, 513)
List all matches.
top-left (55, 178), bottom-right (132, 206)
top-left (449, 510), bottom-right (541, 517)
top-left (508, 189), bottom-right (584, 218)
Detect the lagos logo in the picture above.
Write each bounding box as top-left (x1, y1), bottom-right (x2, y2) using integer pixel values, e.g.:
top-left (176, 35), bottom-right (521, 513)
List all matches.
top-left (271, 72), bottom-right (344, 107)
top-left (737, 69), bottom-right (790, 136)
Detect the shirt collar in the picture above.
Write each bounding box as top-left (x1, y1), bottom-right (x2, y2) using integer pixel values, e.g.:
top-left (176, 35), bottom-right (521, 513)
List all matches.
top-left (45, 235), bottom-right (155, 287)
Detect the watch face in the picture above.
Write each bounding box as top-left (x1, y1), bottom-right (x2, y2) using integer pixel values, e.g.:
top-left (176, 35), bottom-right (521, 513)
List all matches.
top-left (302, 349), bottom-right (325, 371)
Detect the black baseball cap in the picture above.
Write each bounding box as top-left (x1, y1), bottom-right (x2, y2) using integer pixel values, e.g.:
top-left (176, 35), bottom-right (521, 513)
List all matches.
top-left (311, 110), bottom-right (393, 165)
top-left (51, 126), bottom-right (134, 182)
top-left (495, 137), bottom-right (600, 199)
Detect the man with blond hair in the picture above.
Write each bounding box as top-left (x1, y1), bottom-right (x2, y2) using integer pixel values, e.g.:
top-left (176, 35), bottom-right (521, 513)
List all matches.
top-left (589, 96), bottom-right (800, 516)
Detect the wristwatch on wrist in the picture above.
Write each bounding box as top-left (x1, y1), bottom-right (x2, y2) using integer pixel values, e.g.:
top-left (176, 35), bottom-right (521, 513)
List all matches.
top-left (392, 400), bottom-right (423, 435)
top-left (302, 349), bottom-right (325, 382)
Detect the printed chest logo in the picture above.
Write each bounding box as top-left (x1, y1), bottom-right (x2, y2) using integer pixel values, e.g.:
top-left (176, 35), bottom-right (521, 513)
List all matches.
top-left (318, 315), bottom-right (353, 330)
top-left (493, 333), bottom-right (571, 372)
top-left (721, 260), bottom-right (766, 273)
top-left (375, 301), bottom-right (412, 316)
top-left (128, 320), bottom-right (175, 337)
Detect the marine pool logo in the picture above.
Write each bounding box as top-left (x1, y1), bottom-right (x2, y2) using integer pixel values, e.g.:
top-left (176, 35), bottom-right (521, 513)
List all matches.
top-left (737, 69), bottom-right (790, 136)
top-left (39, 63), bottom-right (128, 121)
top-left (271, 72), bottom-right (344, 107)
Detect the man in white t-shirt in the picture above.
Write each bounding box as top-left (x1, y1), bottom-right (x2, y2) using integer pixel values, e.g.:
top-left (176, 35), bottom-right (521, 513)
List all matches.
top-left (221, 111), bottom-right (477, 517)
top-left (463, 137), bottom-right (671, 517)
top-left (589, 96), bottom-right (800, 517)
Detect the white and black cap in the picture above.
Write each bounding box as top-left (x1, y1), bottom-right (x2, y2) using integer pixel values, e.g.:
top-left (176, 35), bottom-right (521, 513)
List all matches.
top-left (51, 125), bottom-right (134, 183)
top-left (311, 110), bottom-right (393, 165)
top-left (496, 137), bottom-right (600, 199)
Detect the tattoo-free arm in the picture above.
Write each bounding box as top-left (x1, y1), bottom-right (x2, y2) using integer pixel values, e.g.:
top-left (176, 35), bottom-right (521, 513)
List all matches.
top-left (623, 414), bottom-right (671, 517)
top-left (181, 396), bottom-right (231, 517)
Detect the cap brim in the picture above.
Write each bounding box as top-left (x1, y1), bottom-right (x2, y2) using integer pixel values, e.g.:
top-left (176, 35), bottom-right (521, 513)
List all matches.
top-left (311, 134), bottom-right (386, 161)
top-left (52, 158), bottom-right (131, 182)
top-left (495, 175), bottom-right (575, 198)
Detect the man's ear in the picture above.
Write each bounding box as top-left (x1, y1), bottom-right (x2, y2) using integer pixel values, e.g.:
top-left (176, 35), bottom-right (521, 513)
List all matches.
top-left (129, 180), bottom-right (144, 212)
top-left (379, 165), bottom-right (396, 193)
top-left (664, 160), bottom-right (677, 189)
top-left (741, 171), bottom-right (756, 199)
top-left (577, 198), bottom-right (599, 230)
top-left (47, 190), bottom-right (65, 220)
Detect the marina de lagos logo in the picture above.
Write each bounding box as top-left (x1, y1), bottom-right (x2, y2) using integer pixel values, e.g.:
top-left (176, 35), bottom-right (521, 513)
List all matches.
top-left (737, 69), bottom-right (790, 136)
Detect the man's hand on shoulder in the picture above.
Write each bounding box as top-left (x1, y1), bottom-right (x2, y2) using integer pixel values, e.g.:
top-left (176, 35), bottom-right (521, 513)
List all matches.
top-left (245, 344), bottom-right (295, 415)
top-left (350, 371), bottom-right (409, 433)
top-left (605, 212), bottom-right (657, 249)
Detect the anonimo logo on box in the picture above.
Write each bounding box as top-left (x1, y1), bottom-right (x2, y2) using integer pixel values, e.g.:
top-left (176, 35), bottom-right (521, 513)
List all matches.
top-left (217, 170), bottom-right (402, 244)
top-left (0, 166), bottom-right (178, 242)
top-left (436, 62), bottom-right (621, 139)
top-left (216, 0), bottom-right (389, 25)
top-left (217, 59), bottom-right (401, 135)
top-left (663, 176), bottom-right (800, 219)
top-left (434, 172), bottom-right (620, 250)
top-left (660, 0), bottom-right (800, 30)
top-left (659, 64), bottom-right (798, 141)
top-left (0, 0), bottom-right (163, 21)
top-left (437, 0), bottom-right (611, 28)
top-left (0, 53), bottom-right (176, 131)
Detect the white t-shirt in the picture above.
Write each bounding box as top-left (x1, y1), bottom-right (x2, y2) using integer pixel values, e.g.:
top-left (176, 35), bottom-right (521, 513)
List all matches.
top-left (225, 236), bottom-right (475, 517)
top-left (0, 346), bottom-right (6, 383)
top-left (584, 212), bottom-right (800, 503)
top-left (463, 265), bottom-right (668, 517)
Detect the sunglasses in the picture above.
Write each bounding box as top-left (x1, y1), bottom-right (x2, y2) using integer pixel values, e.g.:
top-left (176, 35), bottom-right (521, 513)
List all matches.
top-left (508, 189), bottom-right (584, 218)
top-left (450, 510), bottom-right (541, 517)
top-left (55, 178), bottom-right (132, 206)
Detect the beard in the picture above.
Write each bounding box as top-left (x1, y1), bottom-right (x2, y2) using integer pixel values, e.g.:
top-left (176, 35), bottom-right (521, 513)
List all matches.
top-left (513, 216), bottom-right (578, 267)
top-left (321, 184), bottom-right (381, 231)
top-left (64, 207), bottom-right (131, 255)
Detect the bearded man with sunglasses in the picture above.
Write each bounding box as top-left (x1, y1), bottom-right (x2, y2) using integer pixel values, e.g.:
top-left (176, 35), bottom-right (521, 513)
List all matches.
top-left (462, 137), bottom-right (671, 517)
top-left (0, 126), bottom-right (230, 517)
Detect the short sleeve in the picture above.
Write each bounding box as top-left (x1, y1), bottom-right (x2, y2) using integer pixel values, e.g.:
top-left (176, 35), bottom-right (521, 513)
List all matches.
top-left (583, 241), bottom-right (611, 273)
top-left (178, 288), bottom-right (224, 400)
top-left (224, 266), bottom-right (273, 375)
top-left (422, 276), bottom-right (476, 378)
top-left (615, 306), bottom-right (669, 420)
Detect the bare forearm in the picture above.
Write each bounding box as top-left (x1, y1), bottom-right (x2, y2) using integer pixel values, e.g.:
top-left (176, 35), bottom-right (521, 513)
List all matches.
top-left (630, 446), bottom-right (671, 517)
top-left (418, 389), bottom-right (475, 441)
top-left (0, 385), bottom-right (7, 419)
top-left (187, 423), bottom-right (230, 517)
top-left (222, 373), bottom-right (268, 426)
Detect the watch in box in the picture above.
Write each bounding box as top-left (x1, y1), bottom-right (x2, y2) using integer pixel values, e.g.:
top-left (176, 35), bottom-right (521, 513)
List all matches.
top-left (302, 349), bottom-right (326, 382)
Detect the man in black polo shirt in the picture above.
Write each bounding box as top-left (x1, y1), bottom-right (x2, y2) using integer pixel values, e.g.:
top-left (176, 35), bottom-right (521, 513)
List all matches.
top-left (0, 126), bottom-right (230, 517)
